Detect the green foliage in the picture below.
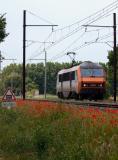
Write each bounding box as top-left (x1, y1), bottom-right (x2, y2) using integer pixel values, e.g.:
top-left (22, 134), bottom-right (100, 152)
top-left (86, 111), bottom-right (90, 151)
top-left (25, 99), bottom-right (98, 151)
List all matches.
top-left (0, 64), bottom-right (22, 96)
top-left (0, 108), bottom-right (39, 159)
top-left (0, 107), bottom-right (118, 160)
top-left (107, 46), bottom-right (118, 96)
top-left (0, 14), bottom-right (8, 43)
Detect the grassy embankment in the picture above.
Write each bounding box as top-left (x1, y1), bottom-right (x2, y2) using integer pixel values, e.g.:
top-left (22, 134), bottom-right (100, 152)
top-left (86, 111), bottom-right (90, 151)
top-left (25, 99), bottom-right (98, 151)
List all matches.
top-left (0, 101), bottom-right (118, 160)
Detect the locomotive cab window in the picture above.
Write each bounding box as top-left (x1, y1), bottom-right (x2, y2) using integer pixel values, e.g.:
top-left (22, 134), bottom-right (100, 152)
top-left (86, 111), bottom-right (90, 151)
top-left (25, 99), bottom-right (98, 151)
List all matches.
top-left (93, 69), bottom-right (104, 76)
top-left (81, 69), bottom-right (104, 77)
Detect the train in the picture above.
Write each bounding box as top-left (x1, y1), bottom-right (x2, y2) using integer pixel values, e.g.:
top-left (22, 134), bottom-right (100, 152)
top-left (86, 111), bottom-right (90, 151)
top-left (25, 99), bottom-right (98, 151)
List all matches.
top-left (56, 61), bottom-right (106, 100)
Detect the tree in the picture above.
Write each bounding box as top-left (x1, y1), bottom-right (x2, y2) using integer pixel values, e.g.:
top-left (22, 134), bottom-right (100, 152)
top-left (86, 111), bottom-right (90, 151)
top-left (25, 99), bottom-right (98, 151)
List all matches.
top-left (0, 14), bottom-right (8, 43)
top-left (1, 64), bottom-right (22, 95)
top-left (107, 46), bottom-right (118, 96)
top-left (26, 63), bottom-right (44, 94)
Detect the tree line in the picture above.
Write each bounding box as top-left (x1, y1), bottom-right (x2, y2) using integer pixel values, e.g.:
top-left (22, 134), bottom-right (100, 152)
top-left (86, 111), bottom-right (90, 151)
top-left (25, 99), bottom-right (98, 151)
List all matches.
top-left (0, 51), bottom-right (117, 97)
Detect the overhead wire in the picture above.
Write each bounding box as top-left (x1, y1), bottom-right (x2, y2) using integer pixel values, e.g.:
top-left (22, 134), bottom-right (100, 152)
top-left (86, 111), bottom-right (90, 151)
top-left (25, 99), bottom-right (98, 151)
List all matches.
top-left (49, 31), bottom-right (86, 61)
top-left (26, 10), bottom-right (56, 60)
top-left (54, 0), bottom-right (118, 32)
top-left (27, 32), bottom-right (53, 60)
top-left (44, 0), bottom-right (118, 43)
top-left (29, 0), bottom-right (118, 61)
top-left (26, 10), bottom-right (55, 25)
top-left (50, 29), bottom-right (118, 61)
top-left (29, 27), bottom-right (105, 59)
top-left (50, 28), bottom-right (105, 61)
top-left (43, 4), bottom-right (118, 52)
top-left (48, 10), bottom-right (118, 62)
top-left (70, 30), bottom-right (118, 52)
top-left (27, 0), bottom-right (118, 61)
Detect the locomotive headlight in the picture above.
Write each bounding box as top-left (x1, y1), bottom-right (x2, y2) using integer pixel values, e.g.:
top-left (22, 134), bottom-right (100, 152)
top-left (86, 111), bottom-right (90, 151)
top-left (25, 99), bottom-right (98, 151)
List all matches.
top-left (83, 84), bottom-right (87, 87)
top-left (98, 84), bottom-right (102, 87)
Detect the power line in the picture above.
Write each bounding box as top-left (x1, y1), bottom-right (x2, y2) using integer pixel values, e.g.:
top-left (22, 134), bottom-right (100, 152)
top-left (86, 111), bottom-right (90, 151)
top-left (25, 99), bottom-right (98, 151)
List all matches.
top-left (28, 32), bottom-right (53, 60)
top-left (50, 30), bottom-right (118, 61)
top-left (54, 0), bottom-right (118, 32)
top-left (27, 1), bottom-right (118, 61)
top-left (0, 51), bottom-right (16, 72)
top-left (29, 22), bottom-right (117, 60)
top-left (27, 1), bottom-right (118, 63)
top-left (71, 31), bottom-right (118, 52)
top-left (49, 31), bottom-right (86, 61)
top-left (51, 24), bottom-right (118, 61)
top-left (41, 0), bottom-right (118, 50)
top-left (27, 10), bottom-right (55, 25)
top-left (44, 12), bottom-right (117, 52)
top-left (46, 27), bottom-right (113, 61)
top-left (50, 28), bottom-right (116, 61)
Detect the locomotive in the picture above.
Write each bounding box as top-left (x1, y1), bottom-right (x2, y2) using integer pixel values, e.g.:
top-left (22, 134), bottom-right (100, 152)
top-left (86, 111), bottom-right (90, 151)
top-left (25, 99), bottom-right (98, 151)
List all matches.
top-left (56, 61), bottom-right (106, 100)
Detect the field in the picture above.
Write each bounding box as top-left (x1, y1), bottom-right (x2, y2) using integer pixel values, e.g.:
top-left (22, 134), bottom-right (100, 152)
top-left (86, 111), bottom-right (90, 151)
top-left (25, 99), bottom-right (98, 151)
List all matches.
top-left (0, 100), bottom-right (118, 160)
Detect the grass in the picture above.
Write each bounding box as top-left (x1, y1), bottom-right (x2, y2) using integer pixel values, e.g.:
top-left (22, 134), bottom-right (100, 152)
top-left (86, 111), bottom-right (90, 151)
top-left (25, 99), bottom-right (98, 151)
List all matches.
top-left (0, 102), bottom-right (118, 160)
top-left (26, 94), bottom-right (58, 100)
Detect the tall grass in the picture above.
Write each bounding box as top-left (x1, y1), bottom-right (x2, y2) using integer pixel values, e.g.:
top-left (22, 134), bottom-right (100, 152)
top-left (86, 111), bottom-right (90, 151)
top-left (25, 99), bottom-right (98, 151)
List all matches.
top-left (0, 104), bottom-right (118, 160)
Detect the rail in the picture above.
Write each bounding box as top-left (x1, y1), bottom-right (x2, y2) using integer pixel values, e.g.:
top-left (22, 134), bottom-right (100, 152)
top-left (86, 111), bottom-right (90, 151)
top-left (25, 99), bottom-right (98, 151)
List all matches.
top-left (25, 98), bottom-right (118, 109)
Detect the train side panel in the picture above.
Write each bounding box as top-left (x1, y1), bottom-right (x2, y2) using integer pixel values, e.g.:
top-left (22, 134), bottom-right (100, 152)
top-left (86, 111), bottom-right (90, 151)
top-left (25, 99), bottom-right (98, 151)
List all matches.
top-left (56, 67), bottom-right (79, 98)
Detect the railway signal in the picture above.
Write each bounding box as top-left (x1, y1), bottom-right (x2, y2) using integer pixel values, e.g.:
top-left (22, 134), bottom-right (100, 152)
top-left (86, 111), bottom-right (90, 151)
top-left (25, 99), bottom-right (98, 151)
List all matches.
top-left (2, 88), bottom-right (16, 108)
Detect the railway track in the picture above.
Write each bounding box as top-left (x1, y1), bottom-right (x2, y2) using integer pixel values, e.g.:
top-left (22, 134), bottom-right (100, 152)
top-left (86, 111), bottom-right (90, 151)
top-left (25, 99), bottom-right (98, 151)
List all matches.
top-left (26, 98), bottom-right (118, 109)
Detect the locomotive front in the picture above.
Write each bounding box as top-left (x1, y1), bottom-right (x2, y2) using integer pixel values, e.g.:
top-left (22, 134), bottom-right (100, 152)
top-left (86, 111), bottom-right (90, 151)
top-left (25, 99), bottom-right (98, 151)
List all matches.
top-left (78, 61), bottom-right (106, 100)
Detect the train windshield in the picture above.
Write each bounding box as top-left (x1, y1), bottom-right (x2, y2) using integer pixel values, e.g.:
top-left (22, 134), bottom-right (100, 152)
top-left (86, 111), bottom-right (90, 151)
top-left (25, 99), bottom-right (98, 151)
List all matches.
top-left (81, 69), bottom-right (104, 77)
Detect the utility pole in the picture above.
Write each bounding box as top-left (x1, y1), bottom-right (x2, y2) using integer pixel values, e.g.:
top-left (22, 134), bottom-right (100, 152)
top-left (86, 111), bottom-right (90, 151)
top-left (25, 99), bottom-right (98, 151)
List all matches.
top-left (44, 47), bottom-right (47, 99)
top-left (113, 13), bottom-right (117, 102)
top-left (23, 10), bottom-right (58, 100)
top-left (23, 10), bottom-right (26, 100)
top-left (29, 41), bottom-right (53, 99)
top-left (83, 13), bottom-right (117, 102)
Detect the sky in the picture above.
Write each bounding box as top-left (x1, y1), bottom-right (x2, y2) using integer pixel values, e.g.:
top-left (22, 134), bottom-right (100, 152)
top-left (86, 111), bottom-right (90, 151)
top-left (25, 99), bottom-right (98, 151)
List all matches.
top-left (0, 0), bottom-right (118, 69)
